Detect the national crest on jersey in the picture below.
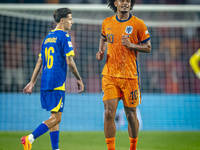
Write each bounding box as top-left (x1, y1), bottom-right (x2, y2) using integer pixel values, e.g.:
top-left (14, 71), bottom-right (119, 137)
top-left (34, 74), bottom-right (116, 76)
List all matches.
top-left (125, 26), bottom-right (133, 34)
top-left (101, 14), bottom-right (150, 78)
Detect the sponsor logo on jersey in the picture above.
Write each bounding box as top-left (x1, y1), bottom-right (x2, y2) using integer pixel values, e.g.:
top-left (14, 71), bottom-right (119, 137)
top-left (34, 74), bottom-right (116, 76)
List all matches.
top-left (107, 28), bottom-right (113, 30)
top-left (66, 34), bottom-right (69, 37)
top-left (68, 41), bottom-right (73, 47)
top-left (145, 30), bottom-right (149, 34)
top-left (125, 26), bottom-right (133, 34)
top-left (44, 37), bottom-right (57, 44)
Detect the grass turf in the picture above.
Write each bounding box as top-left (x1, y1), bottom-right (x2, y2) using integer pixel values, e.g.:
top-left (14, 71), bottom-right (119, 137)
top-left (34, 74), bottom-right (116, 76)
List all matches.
top-left (0, 131), bottom-right (200, 150)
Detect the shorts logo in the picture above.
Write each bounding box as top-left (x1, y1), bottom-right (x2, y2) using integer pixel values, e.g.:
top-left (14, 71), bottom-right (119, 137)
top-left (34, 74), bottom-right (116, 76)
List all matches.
top-left (61, 102), bottom-right (63, 108)
top-left (125, 26), bottom-right (133, 34)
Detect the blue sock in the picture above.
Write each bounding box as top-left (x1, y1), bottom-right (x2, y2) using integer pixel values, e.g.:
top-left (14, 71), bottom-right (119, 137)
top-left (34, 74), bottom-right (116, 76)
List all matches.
top-left (32, 123), bottom-right (49, 139)
top-left (50, 131), bottom-right (59, 150)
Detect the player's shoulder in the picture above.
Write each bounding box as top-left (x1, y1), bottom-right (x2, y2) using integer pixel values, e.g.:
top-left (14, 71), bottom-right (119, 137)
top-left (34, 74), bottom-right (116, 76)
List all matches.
top-left (130, 14), bottom-right (144, 24)
top-left (103, 15), bottom-right (116, 23)
top-left (53, 30), bottom-right (70, 38)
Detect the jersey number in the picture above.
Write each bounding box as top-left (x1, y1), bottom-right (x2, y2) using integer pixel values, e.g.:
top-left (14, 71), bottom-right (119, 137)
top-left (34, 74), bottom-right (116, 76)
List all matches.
top-left (107, 34), bottom-right (114, 43)
top-left (45, 47), bottom-right (54, 69)
top-left (131, 90), bottom-right (138, 100)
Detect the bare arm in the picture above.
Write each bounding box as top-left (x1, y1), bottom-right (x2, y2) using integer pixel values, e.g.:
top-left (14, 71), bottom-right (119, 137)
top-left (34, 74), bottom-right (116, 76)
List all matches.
top-left (121, 35), bottom-right (151, 53)
top-left (23, 57), bottom-right (43, 95)
top-left (96, 36), bottom-right (107, 61)
top-left (66, 55), bottom-right (84, 93)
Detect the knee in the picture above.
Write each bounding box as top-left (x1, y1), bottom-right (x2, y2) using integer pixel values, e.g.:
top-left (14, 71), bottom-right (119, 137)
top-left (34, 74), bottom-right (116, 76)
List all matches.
top-left (104, 109), bottom-right (115, 121)
top-left (126, 113), bottom-right (138, 125)
top-left (56, 115), bottom-right (62, 124)
top-left (52, 115), bottom-right (61, 124)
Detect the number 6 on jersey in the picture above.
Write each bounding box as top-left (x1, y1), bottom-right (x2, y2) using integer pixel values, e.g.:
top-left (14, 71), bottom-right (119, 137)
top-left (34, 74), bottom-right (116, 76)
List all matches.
top-left (45, 47), bottom-right (54, 69)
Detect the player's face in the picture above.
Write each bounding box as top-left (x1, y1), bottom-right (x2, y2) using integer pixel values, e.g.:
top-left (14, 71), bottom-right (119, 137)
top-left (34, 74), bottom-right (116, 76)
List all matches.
top-left (63, 14), bottom-right (73, 30)
top-left (114, 0), bottom-right (131, 14)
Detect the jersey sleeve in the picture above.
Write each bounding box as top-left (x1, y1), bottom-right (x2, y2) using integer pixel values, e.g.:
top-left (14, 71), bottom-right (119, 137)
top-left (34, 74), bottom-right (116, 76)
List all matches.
top-left (101, 19), bottom-right (106, 38)
top-left (137, 20), bottom-right (150, 44)
top-left (39, 40), bottom-right (45, 59)
top-left (62, 33), bottom-right (75, 57)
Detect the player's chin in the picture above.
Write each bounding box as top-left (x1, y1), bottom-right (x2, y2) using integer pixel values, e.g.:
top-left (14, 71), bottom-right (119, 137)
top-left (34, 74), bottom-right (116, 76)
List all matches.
top-left (121, 11), bottom-right (128, 14)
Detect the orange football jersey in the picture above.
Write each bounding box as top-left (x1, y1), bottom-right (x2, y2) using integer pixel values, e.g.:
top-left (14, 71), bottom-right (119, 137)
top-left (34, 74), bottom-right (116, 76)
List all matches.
top-left (101, 14), bottom-right (150, 78)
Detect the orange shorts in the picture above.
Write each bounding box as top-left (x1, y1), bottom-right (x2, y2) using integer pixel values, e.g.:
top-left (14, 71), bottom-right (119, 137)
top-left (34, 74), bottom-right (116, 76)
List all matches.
top-left (102, 75), bottom-right (141, 107)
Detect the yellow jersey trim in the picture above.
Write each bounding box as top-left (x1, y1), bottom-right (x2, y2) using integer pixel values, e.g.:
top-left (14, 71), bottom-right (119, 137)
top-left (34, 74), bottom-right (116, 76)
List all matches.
top-left (66, 50), bottom-right (75, 57)
top-left (54, 82), bottom-right (65, 91)
top-left (189, 48), bottom-right (200, 74)
top-left (51, 97), bottom-right (62, 112)
top-left (51, 29), bottom-right (63, 32)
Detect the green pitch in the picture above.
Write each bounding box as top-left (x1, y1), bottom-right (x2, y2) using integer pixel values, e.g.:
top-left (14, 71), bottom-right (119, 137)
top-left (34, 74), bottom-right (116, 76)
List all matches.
top-left (0, 131), bottom-right (200, 150)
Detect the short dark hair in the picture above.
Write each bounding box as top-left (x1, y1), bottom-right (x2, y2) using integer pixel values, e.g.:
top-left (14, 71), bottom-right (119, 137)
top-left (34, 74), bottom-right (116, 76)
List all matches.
top-left (108, 0), bottom-right (137, 13)
top-left (53, 8), bottom-right (72, 23)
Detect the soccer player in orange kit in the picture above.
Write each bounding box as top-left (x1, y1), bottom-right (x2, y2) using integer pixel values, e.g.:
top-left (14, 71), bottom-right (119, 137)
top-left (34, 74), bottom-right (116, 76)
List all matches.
top-left (96, 0), bottom-right (151, 150)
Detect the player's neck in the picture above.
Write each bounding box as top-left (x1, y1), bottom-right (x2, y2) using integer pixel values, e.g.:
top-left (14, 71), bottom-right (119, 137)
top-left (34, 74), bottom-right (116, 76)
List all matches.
top-left (117, 12), bottom-right (130, 20)
top-left (54, 24), bottom-right (65, 31)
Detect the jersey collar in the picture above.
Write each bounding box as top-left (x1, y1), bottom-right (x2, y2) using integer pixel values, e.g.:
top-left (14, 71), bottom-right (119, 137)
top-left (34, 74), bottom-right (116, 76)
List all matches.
top-left (116, 13), bottom-right (132, 22)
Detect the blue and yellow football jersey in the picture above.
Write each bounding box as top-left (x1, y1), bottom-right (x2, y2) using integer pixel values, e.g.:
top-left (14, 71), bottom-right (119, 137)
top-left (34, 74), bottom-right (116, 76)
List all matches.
top-left (39, 29), bottom-right (75, 91)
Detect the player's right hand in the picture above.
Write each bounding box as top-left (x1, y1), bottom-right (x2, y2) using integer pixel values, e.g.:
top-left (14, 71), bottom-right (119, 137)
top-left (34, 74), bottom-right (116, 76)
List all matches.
top-left (96, 51), bottom-right (104, 61)
top-left (23, 82), bottom-right (34, 95)
top-left (77, 79), bottom-right (84, 93)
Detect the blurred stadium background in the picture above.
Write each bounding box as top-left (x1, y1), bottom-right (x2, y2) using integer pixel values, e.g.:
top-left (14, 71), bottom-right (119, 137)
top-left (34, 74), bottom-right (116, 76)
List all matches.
top-left (0, 0), bottom-right (200, 136)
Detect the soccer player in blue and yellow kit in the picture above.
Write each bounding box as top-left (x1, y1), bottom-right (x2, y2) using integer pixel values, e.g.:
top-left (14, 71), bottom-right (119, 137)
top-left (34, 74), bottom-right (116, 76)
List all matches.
top-left (21, 8), bottom-right (84, 150)
top-left (96, 0), bottom-right (151, 150)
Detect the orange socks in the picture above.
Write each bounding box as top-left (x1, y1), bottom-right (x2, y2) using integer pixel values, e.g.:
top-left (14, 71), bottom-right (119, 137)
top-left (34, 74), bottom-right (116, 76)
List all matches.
top-left (105, 137), bottom-right (115, 150)
top-left (129, 137), bottom-right (138, 150)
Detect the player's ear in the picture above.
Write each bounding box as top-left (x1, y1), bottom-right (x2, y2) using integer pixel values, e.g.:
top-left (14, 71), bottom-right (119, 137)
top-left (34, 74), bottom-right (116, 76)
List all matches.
top-left (60, 18), bottom-right (64, 24)
top-left (114, 0), bottom-right (117, 7)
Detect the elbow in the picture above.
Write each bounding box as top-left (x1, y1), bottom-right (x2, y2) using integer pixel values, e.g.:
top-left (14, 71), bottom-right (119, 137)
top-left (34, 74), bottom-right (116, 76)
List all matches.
top-left (67, 62), bottom-right (73, 68)
top-left (146, 45), bottom-right (151, 53)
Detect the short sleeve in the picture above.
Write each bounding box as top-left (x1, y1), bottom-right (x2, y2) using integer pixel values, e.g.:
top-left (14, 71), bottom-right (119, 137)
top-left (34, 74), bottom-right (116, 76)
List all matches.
top-left (138, 20), bottom-right (150, 44)
top-left (62, 33), bottom-right (75, 57)
top-left (101, 19), bottom-right (106, 38)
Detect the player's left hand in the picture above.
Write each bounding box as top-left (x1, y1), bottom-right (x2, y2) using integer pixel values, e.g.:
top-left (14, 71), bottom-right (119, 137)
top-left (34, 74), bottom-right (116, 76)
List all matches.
top-left (121, 34), bottom-right (132, 49)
